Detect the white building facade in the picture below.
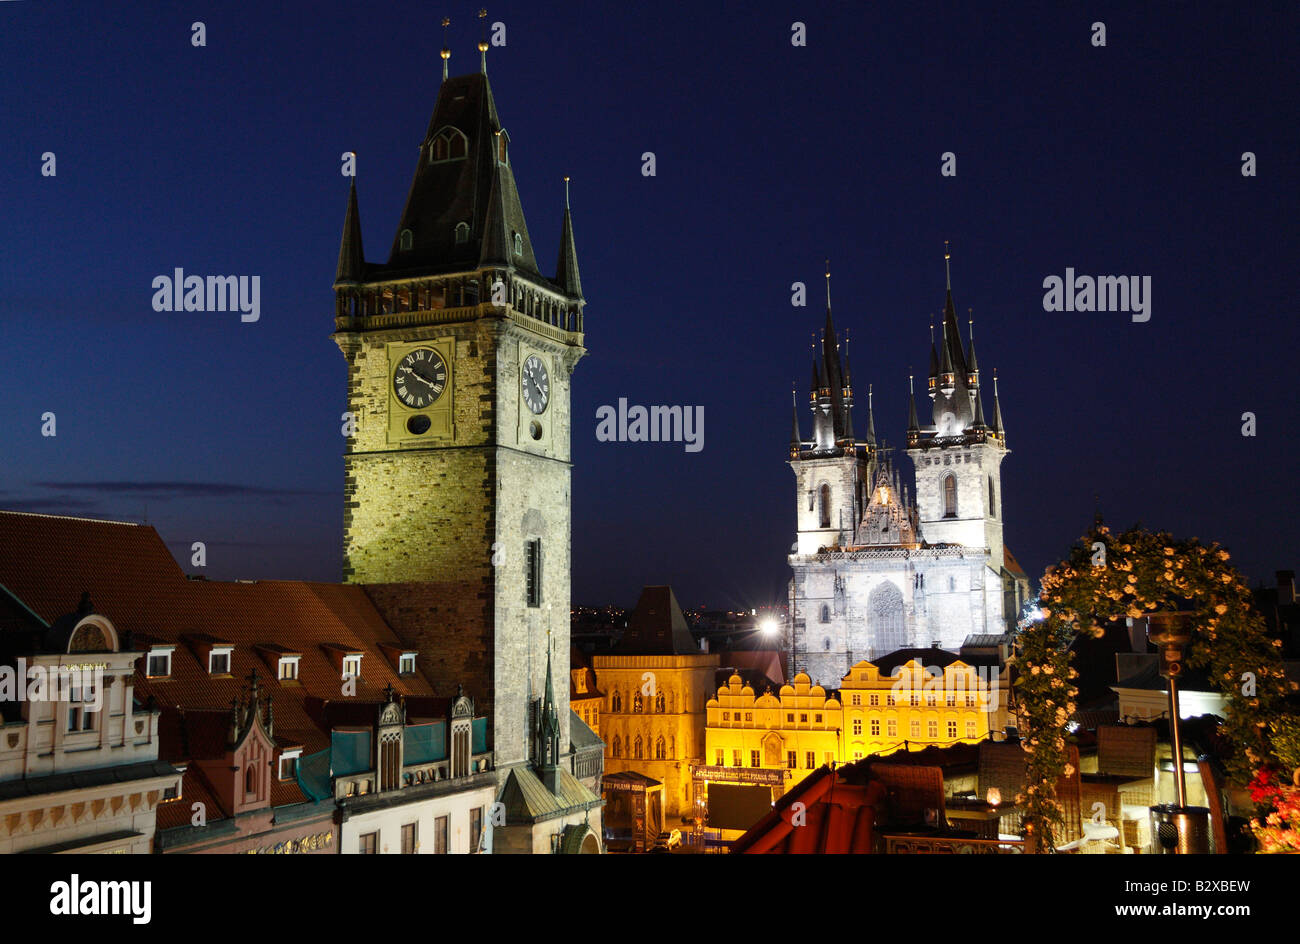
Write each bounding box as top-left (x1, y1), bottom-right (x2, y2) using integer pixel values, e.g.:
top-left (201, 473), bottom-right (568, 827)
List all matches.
top-left (787, 258), bottom-right (1029, 687)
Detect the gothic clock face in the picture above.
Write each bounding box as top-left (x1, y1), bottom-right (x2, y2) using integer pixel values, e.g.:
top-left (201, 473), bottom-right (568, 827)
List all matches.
top-left (393, 348), bottom-right (446, 409)
top-left (522, 355), bottom-right (549, 415)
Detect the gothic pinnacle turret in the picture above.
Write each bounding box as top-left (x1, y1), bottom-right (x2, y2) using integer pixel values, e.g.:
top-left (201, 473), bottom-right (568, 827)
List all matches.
top-left (555, 176), bottom-right (582, 298)
top-left (907, 372), bottom-right (919, 434)
top-left (334, 176), bottom-right (365, 287)
top-left (789, 388), bottom-right (801, 455)
top-left (865, 383), bottom-right (877, 446)
top-left (992, 369), bottom-right (1006, 440)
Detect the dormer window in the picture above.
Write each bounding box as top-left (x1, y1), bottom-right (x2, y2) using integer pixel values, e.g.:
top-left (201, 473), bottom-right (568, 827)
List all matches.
top-left (146, 646), bottom-right (174, 678)
top-left (497, 129), bottom-right (509, 163)
top-left (278, 656), bottom-right (300, 681)
top-left (279, 750), bottom-right (302, 781)
top-left (513, 232), bottom-right (523, 256)
top-left (454, 221), bottom-right (469, 245)
top-left (399, 229), bottom-right (413, 251)
top-left (342, 654), bottom-right (363, 678)
top-left (399, 653), bottom-right (416, 675)
top-left (208, 646), bottom-right (233, 675)
top-left (430, 127), bottom-right (468, 164)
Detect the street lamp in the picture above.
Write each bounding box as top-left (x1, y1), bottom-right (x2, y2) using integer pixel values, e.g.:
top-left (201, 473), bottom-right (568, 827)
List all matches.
top-left (1145, 611), bottom-right (1211, 854)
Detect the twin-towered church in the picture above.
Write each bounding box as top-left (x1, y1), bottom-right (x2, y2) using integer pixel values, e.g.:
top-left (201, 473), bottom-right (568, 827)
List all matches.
top-left (787, 257), bottom-right (1030, 688)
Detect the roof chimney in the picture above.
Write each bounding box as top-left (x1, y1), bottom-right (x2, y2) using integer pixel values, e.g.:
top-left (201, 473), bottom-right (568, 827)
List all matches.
top-left (1278, 570), bottom-right (1296, 606)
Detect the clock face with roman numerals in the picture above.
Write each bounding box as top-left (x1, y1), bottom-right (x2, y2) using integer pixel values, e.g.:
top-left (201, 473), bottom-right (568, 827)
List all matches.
top-left (393, 348), bottom-right (447, 409)
top-left (522, 354), bottom-right (549, 415)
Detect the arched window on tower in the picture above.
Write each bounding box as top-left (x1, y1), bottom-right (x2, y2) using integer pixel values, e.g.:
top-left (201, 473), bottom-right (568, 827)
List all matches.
top-left (612, 736), bottom-right (621, 758)
top-left (454, 221), bottom-right (470, 245)
top-left (611, 691), bottom-right (621, 713)
top-left (819, 483), bottom-right (832, 529)
top-left (430, 126), bottom-right (469, 163)
top-left (820, 604), bottom-right (830, 623)
top-left (943, 474), bottom-right (958, 518)
top-left (399, 229), bottom-right (413, 252)
top-left (655, 736), bottom-right (666, 760)
top-left (868, 581), bottom-right (906, 658)
top-left (988, 475), bottom-right (996, 517)
top-left (634, 735), bottom-right (643, 759)
top-left (513, 232), bottom-right (523, 256)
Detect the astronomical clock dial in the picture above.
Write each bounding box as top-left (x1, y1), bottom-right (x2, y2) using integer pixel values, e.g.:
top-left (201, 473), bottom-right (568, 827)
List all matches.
top-left (393, 347), bottom-right (447, 409)
top-left (522, 354), bottom-right (549, 415)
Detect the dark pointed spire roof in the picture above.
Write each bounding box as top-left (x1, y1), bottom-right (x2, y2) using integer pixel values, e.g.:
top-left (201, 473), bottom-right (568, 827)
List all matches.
top-left (966, 311), bottom-right (979, 373)
top-left (386, 71), bottom-right (539, 276)
top-left (334, 177), bottom-right (365, 286)
top-left (972, 386), bottom-right (987, 427)
top-left (618, 586), bottom-right (695, 655)
top-left (478, 163), bottom-right (513, 267)
top-left (865, 383), bottom-right (876, 445)
top-left (554, 177), bottom-right (582, 298)
top-left (907, 374), bottom-right (920, 431)
top-left (790, 389), bottom-right (801, 448)
top-left (810, 357), bottom-right (820, 396)
top-left (941, 246), bottom-right (969, 377)
top-left (541, 636), bottom-right (559, 741)
top-left (938, 318), bottom-right (954, 376)
top-left (992, 370), bottom-right (1006, 435)
top-left (928, 316), bottom-right (939, 377)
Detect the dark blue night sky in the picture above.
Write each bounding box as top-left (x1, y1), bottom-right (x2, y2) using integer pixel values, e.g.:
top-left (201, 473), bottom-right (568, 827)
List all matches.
top-left (1, 1), bottom-right (1296, 610)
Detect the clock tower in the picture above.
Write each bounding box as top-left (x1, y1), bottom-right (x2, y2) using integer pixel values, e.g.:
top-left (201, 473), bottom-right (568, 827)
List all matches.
top-left (330, 60), bottom-right (586, 777)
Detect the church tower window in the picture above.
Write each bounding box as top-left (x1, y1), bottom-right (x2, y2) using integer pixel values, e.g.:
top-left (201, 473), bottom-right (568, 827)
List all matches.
top-left (611, 691), bottom-right (621, 712)
top-left (819, 604), bottom-right (830, 623)
top-left (399, 229), bottom-right (413, 251)
top-left (612, 736), bottom-right (621, 757)
top-left (525, 539), bottom-right (542, 607)
top-left (655, 737), bottom-right (666, 760)
top-left (943, 474), bottom-right (958, 518)
top-left (454, 221), bottom-right (469, 244)
top-left (868, 582), bottom-right (905, 656)
top-left (634, 735), bottom-right (643, 759)
top-left (513, 232), bottom-right (523, 256)
top-left (818, 484), bottom-right (832, 528)
top-left (430, 127), bottom-right (469, 163)
top-left (988, 475), bottom-right (996, 516)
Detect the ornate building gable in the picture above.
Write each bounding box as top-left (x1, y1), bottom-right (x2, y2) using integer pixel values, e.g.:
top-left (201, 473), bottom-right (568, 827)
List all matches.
top-left (856, 458), bottom-right (919, 547)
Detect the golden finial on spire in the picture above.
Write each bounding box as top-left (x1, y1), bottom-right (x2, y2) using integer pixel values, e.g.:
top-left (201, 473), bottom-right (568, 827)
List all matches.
top-left (968, 306), bottom-right (974, 341)
top-left (563, 175), bottom-right (570, 209)
top-left (944, 240), bottom-right (952, 291)
top-left (440, 16), bottom-right (452, 80)
top-left (478, 8), bottom-right (489, 70)
top-left (825, 258), bottom-right (832, 310)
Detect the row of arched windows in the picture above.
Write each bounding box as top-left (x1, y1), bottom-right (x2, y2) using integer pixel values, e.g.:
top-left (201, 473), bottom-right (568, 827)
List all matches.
top-left (610, 734), bottom-right (669, 760)
top-left (609, 691), bottom-right (669, 713)
top-left (428, 125), bottom-right (510, 164)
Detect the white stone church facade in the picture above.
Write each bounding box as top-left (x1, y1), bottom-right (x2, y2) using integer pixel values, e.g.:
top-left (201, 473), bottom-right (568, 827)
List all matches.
top-left (787, 258), bottom-right (1029, 687)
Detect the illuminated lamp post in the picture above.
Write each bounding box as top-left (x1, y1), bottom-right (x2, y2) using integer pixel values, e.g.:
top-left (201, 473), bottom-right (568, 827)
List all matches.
top-left (1146, 610), bottom-right (1211, 854)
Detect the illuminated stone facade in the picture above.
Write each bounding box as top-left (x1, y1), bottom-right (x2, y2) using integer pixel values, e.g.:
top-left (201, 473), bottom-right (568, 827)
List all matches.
top-left (705, 644), bottom-right (1011, 793)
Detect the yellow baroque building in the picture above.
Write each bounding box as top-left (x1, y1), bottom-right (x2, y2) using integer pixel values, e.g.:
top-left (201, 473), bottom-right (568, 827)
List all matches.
top-left (592, 587), bottom-right (719, 819)
top-left (704, 643), bottom-right (1012, 794)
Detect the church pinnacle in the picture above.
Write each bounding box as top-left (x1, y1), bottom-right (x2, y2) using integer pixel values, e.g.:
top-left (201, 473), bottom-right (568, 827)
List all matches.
top-left (334, 175), bottom-right (365, 287)
top-left (555, 176), bottom-right (582, 298)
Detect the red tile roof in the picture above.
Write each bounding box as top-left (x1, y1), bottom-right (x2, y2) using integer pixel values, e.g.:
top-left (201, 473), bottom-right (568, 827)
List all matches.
top-left (0, 510), bottom-right (441, 827)
top-left (732, 760), bottom-right (887, 854)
